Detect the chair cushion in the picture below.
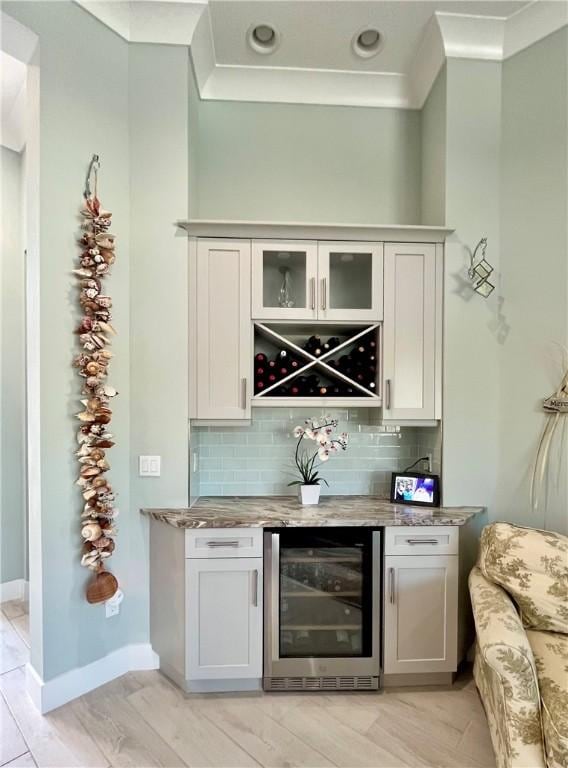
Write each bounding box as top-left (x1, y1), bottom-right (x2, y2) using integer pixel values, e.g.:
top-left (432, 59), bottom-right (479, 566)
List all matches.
top-left (526, 630), bottom-right (568, 768)
top-left (479, 523), bottom-right (568, 633)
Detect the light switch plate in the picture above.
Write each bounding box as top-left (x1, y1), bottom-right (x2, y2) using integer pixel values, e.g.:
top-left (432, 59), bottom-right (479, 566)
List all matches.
top-left (139, 455), bottom-right (161, 477)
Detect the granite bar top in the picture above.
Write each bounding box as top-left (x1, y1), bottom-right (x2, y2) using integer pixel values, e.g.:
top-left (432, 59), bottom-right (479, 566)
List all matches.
top-left (141, 496), bottom-right (484, 529)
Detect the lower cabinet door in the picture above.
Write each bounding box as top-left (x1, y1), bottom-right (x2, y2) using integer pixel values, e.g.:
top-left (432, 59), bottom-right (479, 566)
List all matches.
top-left (383, 554), bottom-right (458, 674)
top-left (186, 557), bottom-right (263, 680)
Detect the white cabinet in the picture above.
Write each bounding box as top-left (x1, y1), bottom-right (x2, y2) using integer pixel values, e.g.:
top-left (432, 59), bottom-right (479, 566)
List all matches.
top-left (383, 553), bottom-right (458, 675)
top-left (317, 242), bottom-right (383, 322)
top-left (191, 239), bottom-right (251, 420)
top-left (252, 240), bottom-right (318, 320)
top-left (252, 240), bottom-right (383, 322)
top-left (186, 557), bottom-right (263, 682)
top-left (382, 243), bottom-right (442, 422)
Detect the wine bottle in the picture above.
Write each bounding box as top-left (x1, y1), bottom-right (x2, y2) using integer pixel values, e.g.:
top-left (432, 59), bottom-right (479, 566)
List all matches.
top-left (255, 352), bottom-right (267, 364)
top-left (256, 366), bottom-right (266, 376)
top-left (268, 373), bottom-right (277, 384)
top-left (268, 359), bottom-right (277, 369)
top-left (290, 384), bottom-right (300, 396)
top-left (338, 355), bottom-right (351, 370)
top-left (255, 380), bottom-right (266, 393)
top-left (324, 336), bottom-right (340, 351)
top-left (279, 366), bottom-right (289, 377)
top-left (290, 358), bottom-right (300, 371)
top-left (319, 386), bottom-right (328, 396)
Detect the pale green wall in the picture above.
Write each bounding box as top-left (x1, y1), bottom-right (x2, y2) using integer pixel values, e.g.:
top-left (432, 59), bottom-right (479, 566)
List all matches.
top-left (0, 145), bottom-right (26, 585)
top-left (129, 42), bottom-right (190, 606)
top-left (421, 66), bottom-right (446, 226)
top-left (2, 0), bottom-right (134, 681)
top-left (442, 59), bottom-right (502, 513)
top-left (189, 95), bottom-right (422, 224)
top-left (497, 28), bottom-right (568, 534)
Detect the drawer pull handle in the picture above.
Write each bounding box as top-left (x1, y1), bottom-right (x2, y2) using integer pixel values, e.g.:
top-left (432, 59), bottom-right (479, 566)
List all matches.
top-left (206, 540), bottom-right (240, 548)
top-left (406, 539), bottom-right (440, 545)
top-left (385, 379), bottom-right (391, 410)
top-left (388, 567), bottom-right (395, 604)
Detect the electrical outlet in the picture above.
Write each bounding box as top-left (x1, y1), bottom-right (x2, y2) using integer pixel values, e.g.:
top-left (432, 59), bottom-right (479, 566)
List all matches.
top-left (139, 455), bottom-right (161, 477)
top-left (105, 589), bottom-right (123, 618)
top-left (105, 600), bottom-right (120, 618)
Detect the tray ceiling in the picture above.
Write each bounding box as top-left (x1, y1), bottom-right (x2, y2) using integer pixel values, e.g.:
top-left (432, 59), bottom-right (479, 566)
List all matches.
top-left (75, 0), bottom-right (567, 108)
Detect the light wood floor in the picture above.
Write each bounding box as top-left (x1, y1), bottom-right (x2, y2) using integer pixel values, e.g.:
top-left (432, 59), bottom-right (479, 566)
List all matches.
top-left (1, 598), bottom-right (495, 768)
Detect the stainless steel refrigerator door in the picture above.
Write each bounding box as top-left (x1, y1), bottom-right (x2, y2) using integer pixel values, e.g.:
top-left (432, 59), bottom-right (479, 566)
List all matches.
top-left (264, 530), bottom-right (381, 681)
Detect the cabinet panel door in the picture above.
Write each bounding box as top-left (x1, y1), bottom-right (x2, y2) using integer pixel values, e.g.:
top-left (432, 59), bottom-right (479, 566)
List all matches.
top-left (383, 554), bottom-right (458, 674)
top-left (195, 240), bottom-right (251, 419)
top-left (187, 558), bottom-right (262, 680)
top-left (382, 243), bottom-right (438, 421)
top-left (317, 242), bottom-right (384, 321)
top-left (252, 240), bottom-right (318, 320)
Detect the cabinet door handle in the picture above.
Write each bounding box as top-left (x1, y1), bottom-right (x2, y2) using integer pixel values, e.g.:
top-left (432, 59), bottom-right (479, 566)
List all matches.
top-left (310, 277), bottom-right (316, 311)
top-left (207, 540), bottom-right (240, 548)
top-left (385, 379), bottom-right (392, 410)
top-left (251, 569), bottom-right (259, 607)
top-left (406, 538), bottom-right (439, 545)
top-left (241, 378), bottom-right (247, 410)
top-left (321, 278), bottom-right (327, 311)
top-left (388, 567), bottom-right (395, 604)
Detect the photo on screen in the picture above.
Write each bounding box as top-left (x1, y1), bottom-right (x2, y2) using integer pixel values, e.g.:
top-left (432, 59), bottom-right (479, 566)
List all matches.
top-left (390, 472), bottom-right (440, 507)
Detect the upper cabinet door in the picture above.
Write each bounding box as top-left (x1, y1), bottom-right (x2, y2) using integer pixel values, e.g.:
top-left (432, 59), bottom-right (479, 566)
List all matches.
top-left (252, 240), bottom-right (318, 320)
top-left (382, 243), bottom-right (439, 421)
top-left (317, 242), bottom-right (384, 322)
top-left (194, 240), bottom-right (251, 420)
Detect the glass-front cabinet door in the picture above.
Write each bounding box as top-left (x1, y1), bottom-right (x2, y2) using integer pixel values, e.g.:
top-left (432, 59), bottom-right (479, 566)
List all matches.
top-left (252, 240), bottom-right (318, 320)
top-left (317, 242), bottom-right (384, 322)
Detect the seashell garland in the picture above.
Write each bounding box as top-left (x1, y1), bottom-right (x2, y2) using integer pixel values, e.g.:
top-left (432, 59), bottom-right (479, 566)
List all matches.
top-left (75, 156), bottom-right (119, 604)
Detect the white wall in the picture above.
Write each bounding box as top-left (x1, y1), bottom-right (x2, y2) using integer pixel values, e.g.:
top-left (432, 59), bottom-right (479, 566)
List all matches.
top-left (189, 92), bottom-right (422, 224)
top-left (497, 28), bottom-right (568, 534)
top-left (0, 145), bottom-right (26, 585)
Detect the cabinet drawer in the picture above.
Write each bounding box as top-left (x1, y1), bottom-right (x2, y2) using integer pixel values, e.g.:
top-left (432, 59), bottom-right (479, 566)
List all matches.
top-left (185, 528), bottom-right (263, 558)
top-left (384, 526), bottom-right (458, 556)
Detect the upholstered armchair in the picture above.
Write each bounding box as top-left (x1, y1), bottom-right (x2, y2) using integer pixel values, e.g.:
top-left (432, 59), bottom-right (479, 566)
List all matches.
top-left (469, 522), bottom-right (567, 768)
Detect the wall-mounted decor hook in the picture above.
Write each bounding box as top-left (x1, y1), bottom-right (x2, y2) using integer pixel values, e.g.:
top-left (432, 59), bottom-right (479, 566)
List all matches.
top-left (84, 154), bottom-right (100, 200)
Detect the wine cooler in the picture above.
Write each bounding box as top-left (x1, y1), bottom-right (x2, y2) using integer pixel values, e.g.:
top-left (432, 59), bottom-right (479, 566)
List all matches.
top-left (264, 528), bottom-right (381, 691)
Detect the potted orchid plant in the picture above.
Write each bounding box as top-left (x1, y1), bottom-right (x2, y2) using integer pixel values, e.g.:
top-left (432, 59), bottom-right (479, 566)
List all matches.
top-left (288, 417), bottom-right (349, 505)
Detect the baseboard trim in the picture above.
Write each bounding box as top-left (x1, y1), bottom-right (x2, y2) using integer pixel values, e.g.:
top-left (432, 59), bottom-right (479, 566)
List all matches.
top-left (26, 643), bottom-right (159, 714)
top-left (0, 578), bottom-right (26, 602)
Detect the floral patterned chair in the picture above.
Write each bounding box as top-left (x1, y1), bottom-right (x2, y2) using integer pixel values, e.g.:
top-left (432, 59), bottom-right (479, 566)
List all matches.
top-left (469, 522), bottom-right (567, 768)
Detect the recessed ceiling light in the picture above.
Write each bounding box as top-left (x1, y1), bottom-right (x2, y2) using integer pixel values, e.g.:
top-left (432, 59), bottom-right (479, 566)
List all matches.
top-left (247, 24), bottom-right (281, 55)
top-left (352, 28), bottom-right (383, 59)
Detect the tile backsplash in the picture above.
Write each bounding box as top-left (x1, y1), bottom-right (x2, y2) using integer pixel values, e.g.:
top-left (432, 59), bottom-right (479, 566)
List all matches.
top-left (190, 408), bottom-right (441, 498)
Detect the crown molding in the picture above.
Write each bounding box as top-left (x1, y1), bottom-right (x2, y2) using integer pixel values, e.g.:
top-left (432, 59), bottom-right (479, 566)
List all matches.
top-left (504, 0), bottom-right (568, 59)
top-left (72, 1), bottom-right (567, 109)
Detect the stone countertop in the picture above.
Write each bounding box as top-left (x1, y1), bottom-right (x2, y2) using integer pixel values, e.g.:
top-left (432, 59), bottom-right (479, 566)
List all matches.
top-left (141, 496), bottom-right (485, 529)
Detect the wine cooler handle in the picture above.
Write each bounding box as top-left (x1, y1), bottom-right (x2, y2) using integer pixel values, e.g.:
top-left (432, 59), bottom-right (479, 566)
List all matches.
top-left (251, 569), bottom-right (259, 607)
top-left (321, 278), bottom-right (327, 311)
top-left (389, 567), bottom-right (395, 604)
top-left (207, 540), bottom-right (240, 548)
top-left (406, 538), bottom-right (439, 545)
top-left (385, 379), bottom-right (392, 410)
top-left (241, 377), bottom-right (247, 410)
top-left (310, 277), bottom-right (316, 311)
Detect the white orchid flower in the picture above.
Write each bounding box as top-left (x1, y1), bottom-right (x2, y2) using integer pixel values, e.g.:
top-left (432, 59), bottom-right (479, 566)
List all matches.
top-left (293, 426), bottom-right (305, 438)
top-left (316, 432), bottom-right (328, 445)
top-left (303, 429), bottom-right (315, 440)
top-left (318, 447), bottom-right (330, 461)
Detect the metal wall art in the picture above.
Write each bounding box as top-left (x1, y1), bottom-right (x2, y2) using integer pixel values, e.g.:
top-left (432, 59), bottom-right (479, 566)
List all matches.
top-left (531, 364), bottom-right (568, 515)
top-left (468, 237), bottom-right (495, 298)
top-left (74, 155), bottom-right (119, 604)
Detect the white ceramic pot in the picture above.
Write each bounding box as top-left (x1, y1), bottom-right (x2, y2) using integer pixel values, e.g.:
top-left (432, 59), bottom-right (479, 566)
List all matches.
top-left (299, 484), bottom-right (321, 505)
